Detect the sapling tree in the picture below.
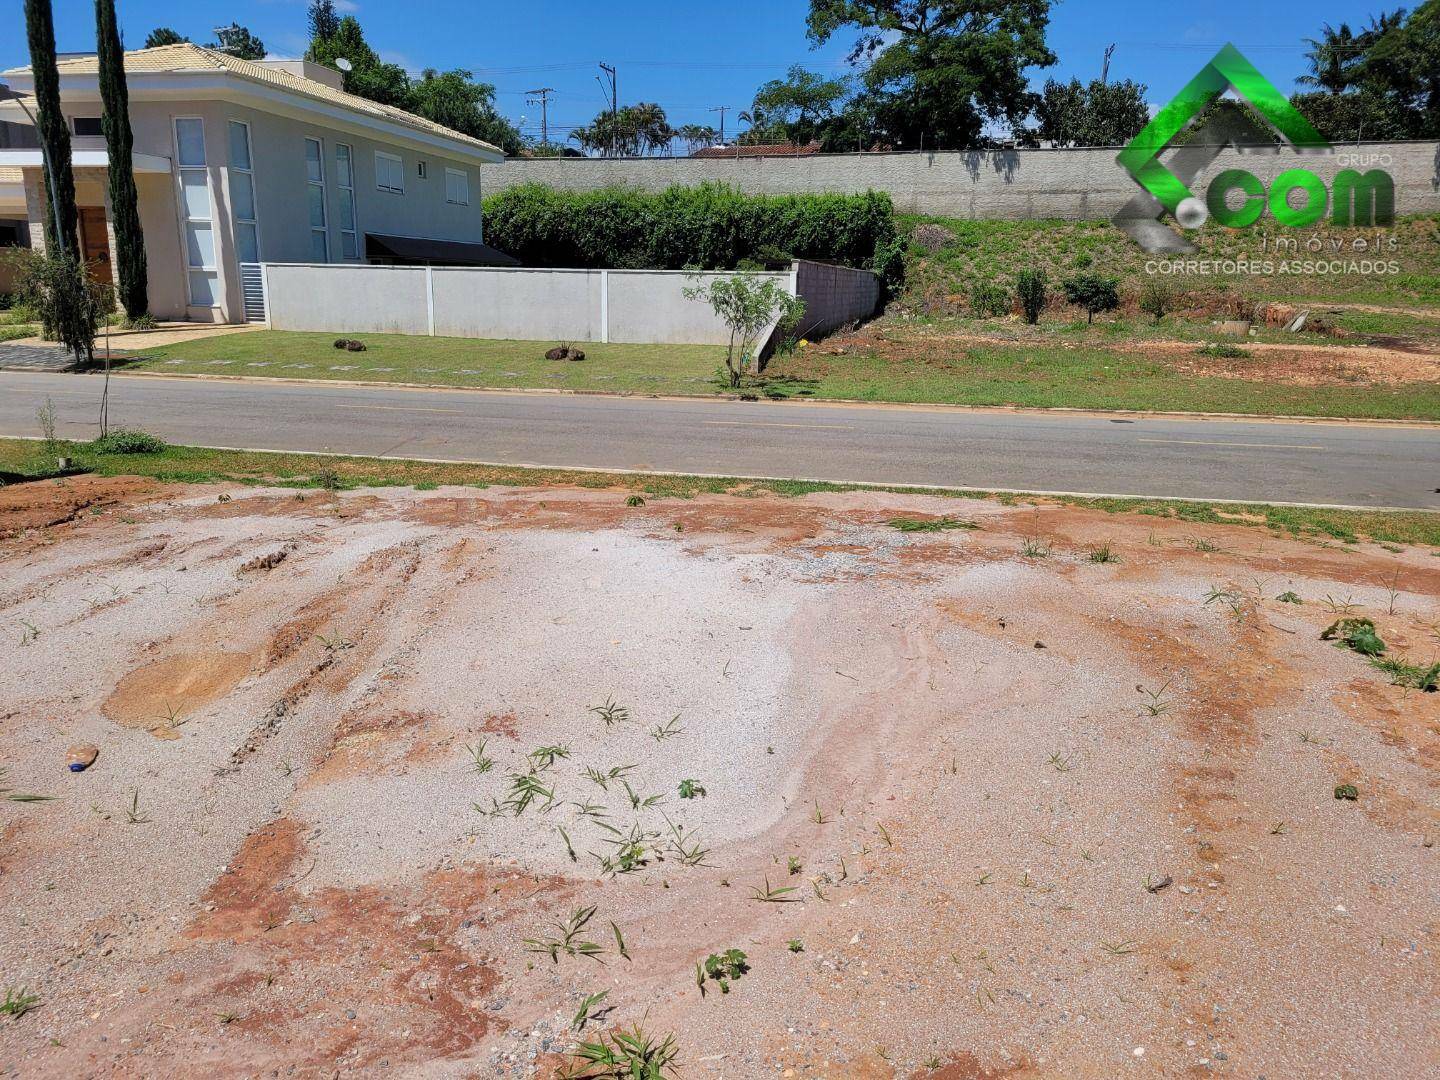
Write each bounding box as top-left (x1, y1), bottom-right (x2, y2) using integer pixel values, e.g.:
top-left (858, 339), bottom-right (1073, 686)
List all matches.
top-left (1061, 272), bottom-right (1120, 324)
top-left (683, 273), bottom-right (805, 389)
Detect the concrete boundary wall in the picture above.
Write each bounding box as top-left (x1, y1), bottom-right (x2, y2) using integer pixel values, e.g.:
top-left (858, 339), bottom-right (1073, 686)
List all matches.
top-left (475, 141), bottom-right (1440, 220)
top-left (261, 260), bottom-right (879, 345)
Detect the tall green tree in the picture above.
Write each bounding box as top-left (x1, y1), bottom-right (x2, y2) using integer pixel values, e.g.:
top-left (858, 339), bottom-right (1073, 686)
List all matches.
top-left (306, 15), bottom-right (409, 107)
top-left (1034, 77), bottom-right (1149, 146)
top-left (746, 65), bottom-right (851, 145)
top-left (805, 0), bottom-right (1056, 149)
top-left (209, 23), bottom-right (265, 60)
top-left (96, 0), bottom-right (147, 318)
top-left (1298, 22), bottom-right (1364, 93)
top-left (307, 0), bottom-right (341, 45)
top-left (405, 69), bottom-right (523, 155)
top-left (570, 103), bottom-right (673, 156)
top-left (23, 0), bottom-right (78, 258)
top-left (143, 26), bottom-right (187, 48)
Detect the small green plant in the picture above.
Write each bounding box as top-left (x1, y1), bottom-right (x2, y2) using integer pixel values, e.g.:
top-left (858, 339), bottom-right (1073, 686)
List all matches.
top-left (571, 990), bottom-right (609, 1031)
top-left (678, 778), bottom-right (707, 799)
top-left (968, 281), bottom-right (1009, 318)
top-left (787, 939), bottom-right (804, 953)
top-left (1334, 783), bottom-right (1359, 801)
top-left (888, 516), bottom-right (978, 533)
top-left (1061, 272), bottom-right (1120, 324)
top-left (787, 855), bottom-right (803, 876)
top-left (0, 987), bottom-right (40, 1019)
top-left (1321, 617), bottom-right (1386, 657)
top-left (698, 949), bottom-right (749, 995)
top-left (1015, 267), bottom-right (1047, 324)
top-left (1276, 591), bottom-right (1303, 604)
top-left (1138, 279), bottom-right (1175, 324)
top-left (1099, 939), bottom-right (1137, 956)
top-left (529, 744), bottom-right (572, 769)
top-left (747, 877), bottom-right (801, 902)
top-left (464, 740), bottom-right (495, 774)
top-left (625, 495), bottom-right (646, 508)
top-left (1198, 342), bottom-right (1249, 359)
top-left (524, 906), bottom-right (607, 963)
top-left (312, 468), bottom-right (344, 490)
top-left (1138, 679), bottom-right (1174, 717)
top-left (562, 1022), bottom-right (680, 1079)
top-left (90, 428), bottom-right (166, 455)
top-left (1046, 751), bottom-right (1073, 773)
top-left (1371, 656), bottom-right (1440, 691)
top-left (588, 697), bottom-right (631, 727)
top-left (124, 789), bottom-right (151, 824)
top-left (649, 715), bottom-right (683, 741)
top-left (1019, 537), bottom-right (1051, 558)
top-left (683, 272), bottom-right (806, 389)
top-left (1087, 543), bottom-right (1120, 564)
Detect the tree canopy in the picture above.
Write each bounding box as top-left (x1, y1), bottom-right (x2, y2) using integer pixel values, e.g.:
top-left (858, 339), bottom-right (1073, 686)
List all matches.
top-left (1034, 77), bottom-right (1149, 147)
top-left (143, 26), bottom-right (187, 48)
top-left (805, 0), bottom-right (1057, 149)
top-left (742, 65), bottom-right (851, 145)
top-left (571, 103), bottom-right (674, 157)
top-left (209, 22), bottom-right (265, 60)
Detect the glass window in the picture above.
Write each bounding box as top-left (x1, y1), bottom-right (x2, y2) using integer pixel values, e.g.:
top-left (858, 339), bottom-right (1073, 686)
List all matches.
top-left (235, 222), bottom-right (259, 264)
top-left (310, 230), bottom-right (329, 262)
top-left (308, 184), bottom-right (327, 229)
top-left (227, 120), bottom-right (251, 170)
top-left (375, 151), bottom-right (403, 194)
top-left (445, 168), bottom-right (469, 205)
top-left (180, 170), bottom-right (211, 218)
top-left (184, 222), bottom-right (215, 269)
top-left (341, 230), bottom-right (358, 260)
top-left (305, 138), bottom-right (323, 183)
top-left (336, 143), bottom-right (353, 188)
top-left (230, 170), bottom-right (255, 221)
top-left (73, 116), bottom-right (104, 137)
top-left (176, 118), bottom-right (205, 166)
top-left (188, 271), bottom-right (218, 306)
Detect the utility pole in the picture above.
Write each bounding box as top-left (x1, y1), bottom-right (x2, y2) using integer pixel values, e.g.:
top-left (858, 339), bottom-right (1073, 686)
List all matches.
top-left (598, 62), bottom-right (617, 157)
top-left (1101, 43), bottom-right (1116, 84)
top-left (708, 105), bottom-right (728, 145)
top-left (525, 87), bottom-right (555, 146)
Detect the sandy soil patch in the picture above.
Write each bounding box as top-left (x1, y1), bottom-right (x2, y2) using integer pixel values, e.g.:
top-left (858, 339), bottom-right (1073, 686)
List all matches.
top-left (0, 476), bottom-right (1436, 1079)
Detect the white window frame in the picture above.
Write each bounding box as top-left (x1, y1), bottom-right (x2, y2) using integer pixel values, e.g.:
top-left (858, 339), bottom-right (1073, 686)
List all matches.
top-left (444, 167), bottom-right (469, 206)
top-left (305, 136), bottom-right (328, 262)
top-left (335, 142), bottom-right (359, 261)
top-left (375, 150), bottom-right (404, 195)
top-left (172, 116), bottom-right (218, 308)
top-left (228, 120), bottom-right (260, 265)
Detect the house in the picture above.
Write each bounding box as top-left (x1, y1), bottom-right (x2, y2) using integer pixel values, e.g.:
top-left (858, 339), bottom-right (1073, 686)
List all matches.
top-left (0, 44), bottom-right (511, 324)
top-left (690, 141), bottom-right (822, 160)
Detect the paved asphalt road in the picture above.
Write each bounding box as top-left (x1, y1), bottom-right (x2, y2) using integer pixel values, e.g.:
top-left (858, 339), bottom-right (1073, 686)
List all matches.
top-left (1, 371), bottom-right (1436, 508)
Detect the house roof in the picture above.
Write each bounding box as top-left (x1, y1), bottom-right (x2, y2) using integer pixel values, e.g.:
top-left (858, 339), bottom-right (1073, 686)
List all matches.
top-left (691, 141), bottom-right (822, 159)
top-left (3, 44), bottom-right (502, 156)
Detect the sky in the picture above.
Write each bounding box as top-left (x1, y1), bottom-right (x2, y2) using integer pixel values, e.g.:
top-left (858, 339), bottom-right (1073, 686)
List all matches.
top-left (0, 0), bottom-right (1385, 145)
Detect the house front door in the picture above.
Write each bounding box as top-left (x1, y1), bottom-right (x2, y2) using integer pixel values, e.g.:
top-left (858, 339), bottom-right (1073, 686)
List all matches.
top-left (78, 207), bottom-right (112, 285)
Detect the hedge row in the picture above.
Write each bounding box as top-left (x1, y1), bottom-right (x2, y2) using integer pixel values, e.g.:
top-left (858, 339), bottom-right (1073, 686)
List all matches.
top-left (481, 182), bottom-right (904, 295)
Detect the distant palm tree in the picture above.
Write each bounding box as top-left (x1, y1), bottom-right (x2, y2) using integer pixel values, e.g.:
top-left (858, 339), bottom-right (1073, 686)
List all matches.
top-left (1299, 22), bottom-right (1361, 93)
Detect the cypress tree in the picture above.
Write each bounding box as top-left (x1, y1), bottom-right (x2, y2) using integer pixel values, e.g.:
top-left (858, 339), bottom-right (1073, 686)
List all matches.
top-left (23, 0), bottom-right (79, 259)
top-left (96, 0), bottom-right (148, 317)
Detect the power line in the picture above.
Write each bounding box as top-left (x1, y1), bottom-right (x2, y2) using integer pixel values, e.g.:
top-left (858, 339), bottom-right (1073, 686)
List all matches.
top-left (525, 86), bottom-right (555, 145)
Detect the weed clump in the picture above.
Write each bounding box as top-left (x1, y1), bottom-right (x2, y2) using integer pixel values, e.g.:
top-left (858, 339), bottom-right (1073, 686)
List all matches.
top-left (1321, 617), bottom-right (1385, 656)
top-left (90, 428), bottom-right (166, 455)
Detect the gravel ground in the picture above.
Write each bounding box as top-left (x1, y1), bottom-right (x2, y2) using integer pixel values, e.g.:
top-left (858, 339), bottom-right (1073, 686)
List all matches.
top-left (0, 478), bottom-right (1435, 1079)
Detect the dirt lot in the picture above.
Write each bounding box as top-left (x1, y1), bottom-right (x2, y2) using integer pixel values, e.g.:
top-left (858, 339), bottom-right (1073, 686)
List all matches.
top-left (0, 477), bottom-right (1436, 1078)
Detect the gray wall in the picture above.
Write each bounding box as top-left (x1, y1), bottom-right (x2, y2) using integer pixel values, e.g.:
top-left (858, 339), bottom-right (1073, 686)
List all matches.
top-left (793, 261), bottom-right (881, 339)
top-left (261, 259), bottom-right (880, 345)
top-left (478, 142), bottom-right (1440, 220)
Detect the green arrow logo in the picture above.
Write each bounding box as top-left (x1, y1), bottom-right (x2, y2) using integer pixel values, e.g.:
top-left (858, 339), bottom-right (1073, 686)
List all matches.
top-left (1116, 44), bottom-right (1330, 227)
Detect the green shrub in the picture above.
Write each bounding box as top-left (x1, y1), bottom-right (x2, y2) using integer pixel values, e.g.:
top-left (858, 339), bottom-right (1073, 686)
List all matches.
top-left (1015, 268), bottom-right (1047, 324)
top-left (483, 182), bottom-right (902, 297)
top-left (1198, 342), bottom-right (1249, 359)
top-left (1139, 279), bottom-right (1175, 324)
top-left (90, 428), bottom-right (167, 455)
top-left (968, 281), bottom-right (1009, 318)
top-left (1061, 273), bottom-right (1121, 324)
top-left (1321, 617), bottom-right (1385, 656)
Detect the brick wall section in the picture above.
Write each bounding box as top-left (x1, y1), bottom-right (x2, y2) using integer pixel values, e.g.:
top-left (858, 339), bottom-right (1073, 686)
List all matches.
top-left (793, 260), bottom-right (881, 339)
top-left (480, 141), bottom-right (1440, 220)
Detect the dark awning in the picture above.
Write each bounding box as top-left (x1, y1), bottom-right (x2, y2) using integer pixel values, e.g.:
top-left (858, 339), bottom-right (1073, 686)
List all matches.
top-left (365, 233), bottom-right (520, 267)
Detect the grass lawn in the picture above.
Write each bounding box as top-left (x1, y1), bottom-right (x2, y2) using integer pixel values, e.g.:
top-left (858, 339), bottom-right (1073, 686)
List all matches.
top-left (4, 436), bottom-right (1438, 549)
top-left (125, 332), bottom-right (727, 395)
top-left (118, 327), bottom-right (1440, 421)
top-left (764, 340), bottom-right (1440, 420)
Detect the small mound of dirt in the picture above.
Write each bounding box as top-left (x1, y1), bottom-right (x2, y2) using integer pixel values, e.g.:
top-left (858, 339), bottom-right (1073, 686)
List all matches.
top-left (103, 651), bottom-right (256, 739)
top-left (911, 222), bottom-right (955, 253)
top-left (239, 548), bottom-right (289, 573)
